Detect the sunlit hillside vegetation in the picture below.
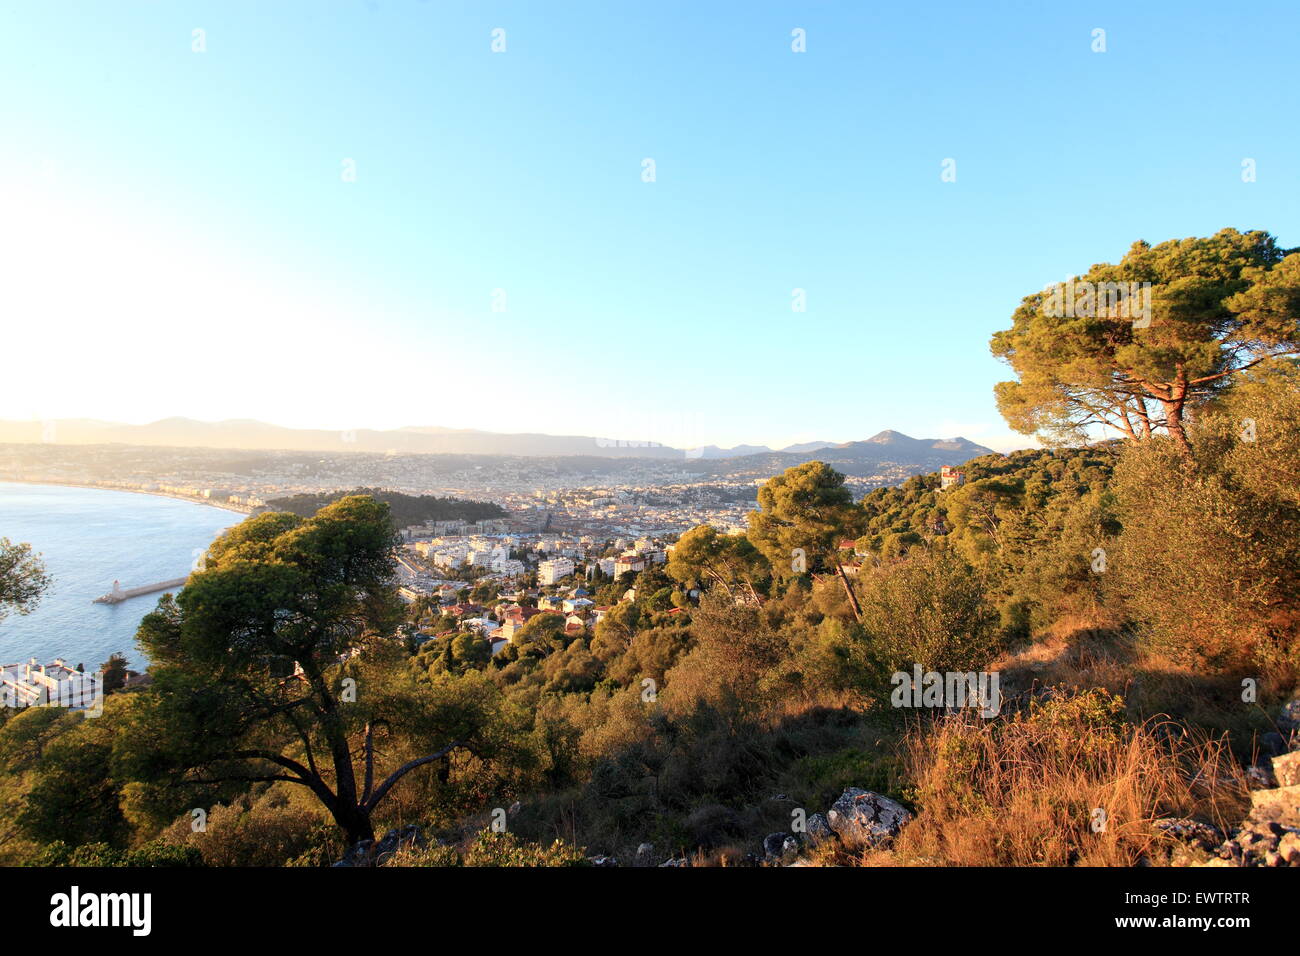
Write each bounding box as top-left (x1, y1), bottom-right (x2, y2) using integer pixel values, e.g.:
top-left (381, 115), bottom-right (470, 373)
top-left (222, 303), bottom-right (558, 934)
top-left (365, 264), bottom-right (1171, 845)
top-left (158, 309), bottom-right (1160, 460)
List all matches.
top-left (0, 361), bottom-right (1294, 867)
top-left (3, 228), bottom-right (1297, 867)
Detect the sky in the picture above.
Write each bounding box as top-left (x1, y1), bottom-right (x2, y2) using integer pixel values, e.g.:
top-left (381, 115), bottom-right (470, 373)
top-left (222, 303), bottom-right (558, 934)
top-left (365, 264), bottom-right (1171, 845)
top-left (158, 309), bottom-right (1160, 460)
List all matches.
top-left (1, 1), bottom-right (1297, 454)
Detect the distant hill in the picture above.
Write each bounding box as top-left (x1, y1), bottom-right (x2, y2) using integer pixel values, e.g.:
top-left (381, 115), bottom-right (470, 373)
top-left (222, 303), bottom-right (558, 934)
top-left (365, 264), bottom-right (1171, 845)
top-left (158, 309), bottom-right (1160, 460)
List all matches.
top-left (692, 431), bottom-right (996, 478)
top-left (684, 444), bottom-right (774, 459)
top-left (684, 440), bottom-right (836, 458)
top-left (0, 418), bottom-right (687, 458)
top-left (0, 418), bottom-right (993, 469)
top-left (779, 440), bottom-right (835, 454)
top-left (265, 488), bottom-right (506, 528)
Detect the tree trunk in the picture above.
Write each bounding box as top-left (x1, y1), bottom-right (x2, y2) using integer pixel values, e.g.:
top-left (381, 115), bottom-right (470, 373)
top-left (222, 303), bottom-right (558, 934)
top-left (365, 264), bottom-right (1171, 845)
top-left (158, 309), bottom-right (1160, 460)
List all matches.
top-left (1156, 371), bottom-right (1194, 459)
top-left (1161, 399), bottom-right (1194, 459)
top-left (334, 803), bottom-right (375, 846)
top-left (303, 662), bottom-right (368, 841)
top-left (835, 563), bottom-right (863, 623)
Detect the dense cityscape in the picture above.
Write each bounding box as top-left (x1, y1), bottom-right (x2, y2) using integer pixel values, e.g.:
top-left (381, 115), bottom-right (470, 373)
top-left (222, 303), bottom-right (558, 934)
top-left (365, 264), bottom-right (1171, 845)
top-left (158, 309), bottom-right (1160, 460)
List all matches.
top-left (0, 439), bottom-right (948, 533)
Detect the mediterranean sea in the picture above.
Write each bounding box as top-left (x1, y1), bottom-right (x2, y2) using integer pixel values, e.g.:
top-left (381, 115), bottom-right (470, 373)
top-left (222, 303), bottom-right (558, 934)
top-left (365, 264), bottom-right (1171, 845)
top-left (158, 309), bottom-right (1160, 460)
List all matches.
top-left (0, 482), bottom-right (241, 671)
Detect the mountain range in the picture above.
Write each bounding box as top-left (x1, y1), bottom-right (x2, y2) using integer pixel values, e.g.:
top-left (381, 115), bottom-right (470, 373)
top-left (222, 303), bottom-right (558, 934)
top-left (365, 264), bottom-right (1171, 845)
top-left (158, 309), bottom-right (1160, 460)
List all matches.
top-left (0, 418), bottom-right (994, 468)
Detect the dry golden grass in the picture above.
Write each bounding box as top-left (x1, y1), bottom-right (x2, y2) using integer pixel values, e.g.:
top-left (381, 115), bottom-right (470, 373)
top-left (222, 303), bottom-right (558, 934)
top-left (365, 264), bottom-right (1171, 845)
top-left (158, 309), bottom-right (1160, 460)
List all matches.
top-left (855, 689), bottom-right (1249, 867)
top-left (995, 614), bottom-right (1291, 748)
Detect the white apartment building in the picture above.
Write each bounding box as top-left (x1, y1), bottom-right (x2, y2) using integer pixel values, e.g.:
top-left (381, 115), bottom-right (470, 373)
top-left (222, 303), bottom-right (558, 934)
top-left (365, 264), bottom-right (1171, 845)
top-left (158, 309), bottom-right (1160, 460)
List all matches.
top-left (614, 554), bottom-right (646, 577)
top-left (432, 549), bottom-right (467, 570)
top-left (538, 557), bottom-right (575, 585)
top-left (467, 548), bottom-right (504, 568)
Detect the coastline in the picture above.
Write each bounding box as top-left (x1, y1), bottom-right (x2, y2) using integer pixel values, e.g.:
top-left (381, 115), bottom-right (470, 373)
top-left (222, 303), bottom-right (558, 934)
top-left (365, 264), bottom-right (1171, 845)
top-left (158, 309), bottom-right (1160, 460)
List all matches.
top-left (0, 477), bottom-right (257, 516)
top-left (0, 477), bottom-right (248, 670)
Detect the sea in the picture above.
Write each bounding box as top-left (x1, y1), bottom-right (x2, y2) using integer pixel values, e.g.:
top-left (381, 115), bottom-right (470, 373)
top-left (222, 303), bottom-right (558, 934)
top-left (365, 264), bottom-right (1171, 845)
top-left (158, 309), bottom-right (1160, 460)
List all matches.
top-left (0, 482), bottom-right (242, 671)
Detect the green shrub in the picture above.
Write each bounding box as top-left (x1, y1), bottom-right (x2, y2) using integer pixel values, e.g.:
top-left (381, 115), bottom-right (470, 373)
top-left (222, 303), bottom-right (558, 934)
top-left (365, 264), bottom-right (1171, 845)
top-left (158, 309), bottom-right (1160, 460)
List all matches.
top-left (388, 830), bottom-right (587, 867)
top-left (30, 838), bottom-right (203, 867)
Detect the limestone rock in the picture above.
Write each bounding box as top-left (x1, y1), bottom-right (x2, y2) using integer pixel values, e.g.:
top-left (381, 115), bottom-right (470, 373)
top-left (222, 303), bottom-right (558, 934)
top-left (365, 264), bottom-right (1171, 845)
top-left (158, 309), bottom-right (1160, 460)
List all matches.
top-left (825, 788), bottom-right (913, 847)
top-left (763, 832), bottom-right (799, 864)
top-left (1279, 831), bottom-right (1300, 865)
top-left (804, 811), bottom-right (836, 848)
top-left (1272, 752), bottom-right (1300, 788)
top-left (1248, 784), bottom-right (1300, 828)
top-left (1220, 787), bottom-right (1300, 866)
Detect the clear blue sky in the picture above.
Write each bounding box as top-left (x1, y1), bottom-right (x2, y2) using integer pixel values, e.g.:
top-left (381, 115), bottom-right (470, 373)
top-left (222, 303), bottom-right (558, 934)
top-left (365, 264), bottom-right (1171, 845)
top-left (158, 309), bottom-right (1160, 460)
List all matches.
top-left (2, 1), bottom-right (1296, 452)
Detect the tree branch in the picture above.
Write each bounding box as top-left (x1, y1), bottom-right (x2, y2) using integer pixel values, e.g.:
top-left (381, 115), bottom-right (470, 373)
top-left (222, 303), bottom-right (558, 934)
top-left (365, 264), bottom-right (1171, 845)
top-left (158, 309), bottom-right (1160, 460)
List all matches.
top-left (363, 740), bottom-right (466, 812)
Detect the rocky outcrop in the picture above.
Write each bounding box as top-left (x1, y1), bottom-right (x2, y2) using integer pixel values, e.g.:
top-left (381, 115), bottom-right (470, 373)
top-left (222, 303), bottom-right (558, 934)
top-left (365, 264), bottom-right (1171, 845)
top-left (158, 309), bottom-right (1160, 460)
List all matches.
top-left (1195, 771), bottom-right (1300, 867)
top-left (1141, 722), bottom-right (1300, 869)
top-left (1190, 717), bottom-right (1300, 867)
top-left (804, 812), bottom-right (835, 848)
top-left (826, 788), bottom-right (913, 848)
top-left (763, 832), bottom-right (800, 864)
top-left (760, 788), bottom-right (913, 864)
top-left (1243, 783), bottom-right (1300, 829)
top-left (1272, 752), bottom-right (1300, 788)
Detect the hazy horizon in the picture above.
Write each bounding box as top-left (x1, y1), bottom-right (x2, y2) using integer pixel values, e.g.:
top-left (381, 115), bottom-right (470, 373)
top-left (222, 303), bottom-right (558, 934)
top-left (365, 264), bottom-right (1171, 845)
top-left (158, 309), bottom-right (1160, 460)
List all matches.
top-left (0, 413), bottom-right (1019, 454)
